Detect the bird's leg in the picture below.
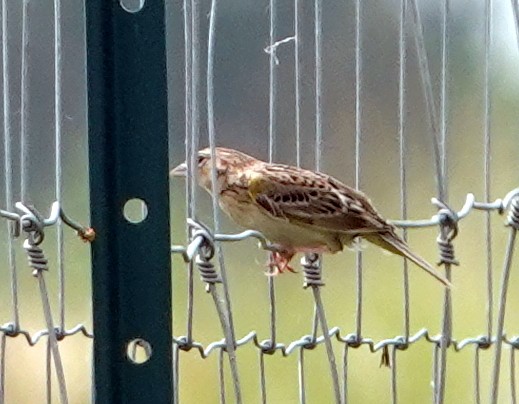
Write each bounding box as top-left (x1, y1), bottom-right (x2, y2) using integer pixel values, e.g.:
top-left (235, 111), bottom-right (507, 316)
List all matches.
top-left (266, 247), bottom-right (296, 275)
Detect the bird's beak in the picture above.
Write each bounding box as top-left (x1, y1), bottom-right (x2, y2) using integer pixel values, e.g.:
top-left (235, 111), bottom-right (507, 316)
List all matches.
top-left (170, 162), bottom-right (188, 178)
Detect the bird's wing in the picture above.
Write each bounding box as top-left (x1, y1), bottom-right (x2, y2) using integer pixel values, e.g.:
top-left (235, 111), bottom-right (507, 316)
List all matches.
top-left (247, 164), bottom-right (389, 234)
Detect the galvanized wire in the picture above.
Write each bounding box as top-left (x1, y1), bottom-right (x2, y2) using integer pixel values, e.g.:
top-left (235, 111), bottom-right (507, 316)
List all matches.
top-left (20, 0), bottom-right (31, 203)
top-left (354, 0), bottom-right (364, 346)
top-left (484, 0), bottom-right (495, 342)
top-left (490, 197), bottom-right (519, 403)
top-left (294, 0), bottom-right (302, 168)
top-left (267, 0), bottom-right (279, 360)
top-left (207, 0), bottom-right (242, 400)
top-left (183, 0), bottom-right (196, 348)
top-left (1, 0), bottom-right (19, 333)
top-left (398, 0), bottom-right (410, 345)
top-left (3, 1), bottom-right (519, 403)
top-left (0, 2), bottom-right (94, 401)
top-left (54, 0), bottom-right (66, 335)
top-left (511, 347), bottom-right (517, 404)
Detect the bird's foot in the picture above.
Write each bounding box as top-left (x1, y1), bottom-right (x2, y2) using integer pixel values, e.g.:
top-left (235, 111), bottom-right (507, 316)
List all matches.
top-left (265, 250), bottom-right (297, 275)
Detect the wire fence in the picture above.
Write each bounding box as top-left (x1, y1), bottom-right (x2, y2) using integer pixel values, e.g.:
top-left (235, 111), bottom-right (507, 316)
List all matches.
top-left (1, 0), bottom-right (519, 403)
top-left (0, 1), bottom-right (93, 403)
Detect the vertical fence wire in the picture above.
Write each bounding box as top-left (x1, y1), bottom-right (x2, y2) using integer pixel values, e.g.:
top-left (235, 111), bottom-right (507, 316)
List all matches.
top-left (511, 347), bottom-right (517, 404)
top-left (408, 0), bottom-right (444, 198)
top-left (184, 0), bottom-right (196, 349)
top-left (268, 0), bottom-right (277, 164)
top-left (353, 0), bottom-right (363, 344)
top-left (437, 0), bottom-right (452, 402)
top-left (484, 0), bottom-right (494, 344)
top-left (474, 347), bottom-right (481, 404)
top-left (218, 348), bottom-right (227, 404)
top-left (341, 345), bottom-right (348, 404)
top-left (390, 347), bottom-right (398, 404)
top-left (37, 270), bottom-right (68, 403)
top-left (20, 0), bottom-right (31, 203)
top-left (259, 351), bottom-right (267, 404)
top-left (172, 343), bottom-right (179, 404)
top-left (409, 0), bottom-right (451, 401)
top-left (207, 0), bottom-right (242, 401)
top-left (314, 0), bottom-right (322, 172)
top-left (309, 2), bottom-right (341, 401)
top-left (267, 0), bottom-right (278, 358)
top-left (294, 0), bottom-right (301, 168)
top-left (0, 334), bottom-right (5, 401)
top-left (2, 0), bottom-right (19, 331)
top-left (312, 288), bottom-right (341, 403)
top-left (490, 228), bottom-right (518, 403)
top-left (511, 0), bottom-right (519, 51)
top-left (398, 0), bottom-right (410, 344)
top-left (489, 1), bottom-right (519, 403)
top-left (46, 340), bottom-right (52, 404)
top-left (298, 348), bottom-right (306, 404)
top-left (53, 0), bottom-right (66, 333)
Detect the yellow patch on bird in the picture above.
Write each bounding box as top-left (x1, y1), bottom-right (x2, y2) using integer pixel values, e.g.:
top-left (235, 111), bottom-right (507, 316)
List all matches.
top-left (246, 171), bottom-right (268, 197)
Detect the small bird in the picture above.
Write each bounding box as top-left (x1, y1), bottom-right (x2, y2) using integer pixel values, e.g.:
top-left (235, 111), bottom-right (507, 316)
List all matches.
top-left (171, 147), bottom-right (450, 287)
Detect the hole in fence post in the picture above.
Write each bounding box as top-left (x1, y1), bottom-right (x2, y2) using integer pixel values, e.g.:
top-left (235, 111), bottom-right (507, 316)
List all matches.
top-left (123, 198), bottom-right (148, 223)
top-left (126, 338), bottom-right (152, 364)
top-left (119, 0), bottom-right (145, 13)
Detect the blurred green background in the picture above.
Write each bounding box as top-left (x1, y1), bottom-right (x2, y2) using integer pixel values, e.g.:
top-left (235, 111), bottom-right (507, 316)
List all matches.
top-left (1, 0), bottom-right (519, 402)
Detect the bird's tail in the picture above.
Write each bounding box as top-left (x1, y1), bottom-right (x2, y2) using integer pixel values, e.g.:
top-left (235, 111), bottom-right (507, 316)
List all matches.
top-left (364, 231), bottom-right (451, 288)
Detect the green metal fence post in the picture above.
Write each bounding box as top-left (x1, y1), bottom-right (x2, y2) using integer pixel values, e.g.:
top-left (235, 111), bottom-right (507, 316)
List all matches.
top-left (86, 1), bottom-right (172, 402)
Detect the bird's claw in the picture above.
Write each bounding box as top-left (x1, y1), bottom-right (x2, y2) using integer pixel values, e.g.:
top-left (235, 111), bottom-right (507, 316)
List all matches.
top-left (265, 251), bottom-right (298, 275)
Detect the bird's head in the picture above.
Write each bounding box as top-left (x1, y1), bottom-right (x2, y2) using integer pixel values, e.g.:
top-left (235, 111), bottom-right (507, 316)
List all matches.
top-left (170, 147), bottom-right (256, 192)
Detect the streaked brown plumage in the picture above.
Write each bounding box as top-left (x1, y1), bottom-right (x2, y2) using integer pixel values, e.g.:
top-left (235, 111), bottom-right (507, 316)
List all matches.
top-left (171, 147), bottom-right (450, 287)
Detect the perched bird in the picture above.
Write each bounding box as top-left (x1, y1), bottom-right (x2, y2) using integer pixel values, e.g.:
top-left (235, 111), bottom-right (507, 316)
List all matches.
top-left (171, 147), bottom-right (450, 287)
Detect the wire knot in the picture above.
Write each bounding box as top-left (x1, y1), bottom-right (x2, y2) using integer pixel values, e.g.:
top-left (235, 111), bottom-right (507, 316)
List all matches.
top-left (195, 255), bottom-right (222, 289)
top-left (433, 199), bottom-right (459, 266)
top-left (301, 253), bottom-right (325, 288)
top-left (17, 203), bottom-right (46, 245)
top-left (506, 196), bottom-right (519, 230)
top-left (187, 220), bottom-right (221, 289)
top-left (23, 239), bottom-right (49, 276)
